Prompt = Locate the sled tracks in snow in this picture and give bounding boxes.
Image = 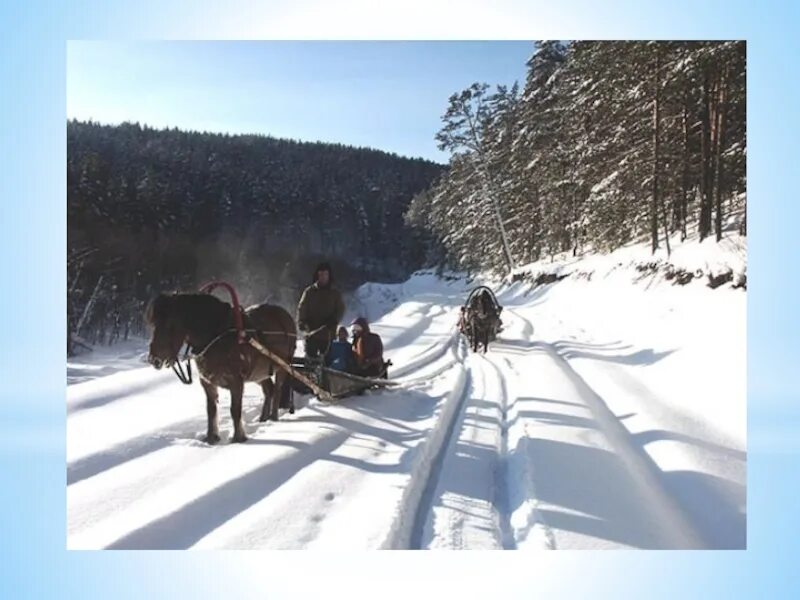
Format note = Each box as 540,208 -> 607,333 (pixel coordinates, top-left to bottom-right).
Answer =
404,348 -> 556,550
379,336 -> 471,549
397,305 -> 710,550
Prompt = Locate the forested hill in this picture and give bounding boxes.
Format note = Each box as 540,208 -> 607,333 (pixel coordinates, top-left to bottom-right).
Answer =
67,120 -> 444,349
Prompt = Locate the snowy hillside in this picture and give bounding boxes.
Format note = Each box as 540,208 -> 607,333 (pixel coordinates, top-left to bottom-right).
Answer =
66,235 -> 745,550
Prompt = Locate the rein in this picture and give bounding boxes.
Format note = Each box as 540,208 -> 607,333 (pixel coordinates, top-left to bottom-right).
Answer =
172,329 -> 299,386
192,329 -> 297,360
172,344 -> 193,384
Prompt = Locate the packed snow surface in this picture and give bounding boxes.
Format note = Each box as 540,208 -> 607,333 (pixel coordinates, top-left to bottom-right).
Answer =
67,237 -> 746,549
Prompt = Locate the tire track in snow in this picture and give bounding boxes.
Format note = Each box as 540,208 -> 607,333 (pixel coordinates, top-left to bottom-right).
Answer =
366,292 -> 461,386
487,346 -> 557,550
499,305 -> 706,548
435,303 -> 702,550
404,307 -> 548,550
477,310 -> 556,550
411,346 -> 517,549
380,338 -> 471,549
506,308 -> 534,340
538,341 -> 706,549
561,357 -> 745,548
392,331 -> 461,385
481,353 -> 516,549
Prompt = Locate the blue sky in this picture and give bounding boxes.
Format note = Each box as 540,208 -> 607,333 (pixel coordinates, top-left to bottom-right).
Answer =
67,41 -> 533,163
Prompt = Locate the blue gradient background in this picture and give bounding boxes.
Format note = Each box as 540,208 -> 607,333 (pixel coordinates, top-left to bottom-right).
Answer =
0,0 -> 797,598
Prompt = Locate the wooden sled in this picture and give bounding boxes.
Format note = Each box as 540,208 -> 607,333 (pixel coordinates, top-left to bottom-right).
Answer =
289,357 -> 398,400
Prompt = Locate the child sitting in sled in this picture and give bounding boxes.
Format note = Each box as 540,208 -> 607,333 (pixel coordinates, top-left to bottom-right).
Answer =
326,326 -> 356,373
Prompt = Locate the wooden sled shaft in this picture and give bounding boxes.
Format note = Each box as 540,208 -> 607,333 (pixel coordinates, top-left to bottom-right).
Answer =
247,337 -> 335,403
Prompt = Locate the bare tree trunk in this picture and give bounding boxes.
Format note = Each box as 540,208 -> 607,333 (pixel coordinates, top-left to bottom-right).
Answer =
714,67 -> 729,242
76,275 -> 104,338
661,192 -> 672,257
67,260 -> 83,356
531,185 -> 540,260
67,318 -> 74,356
69,260 -> 83,293
651,48 -> 661,254
479,166 -> 515,273
571,189 -> 580,257
699,69 -> 713,241
465,105 -> 515,274
560,186 -> 570,253
680,90 -> 690,241
487,184 -> 515,271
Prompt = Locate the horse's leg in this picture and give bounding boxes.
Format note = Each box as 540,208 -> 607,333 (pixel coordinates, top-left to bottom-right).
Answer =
279,369 -> 295,415
230,379 -> 248,443
200,379 -> 221,445
259,378 -> 274,422
270,369 -> 288,421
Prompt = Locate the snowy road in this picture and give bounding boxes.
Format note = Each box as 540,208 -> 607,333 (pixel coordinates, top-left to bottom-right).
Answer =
67,272 -> 746,550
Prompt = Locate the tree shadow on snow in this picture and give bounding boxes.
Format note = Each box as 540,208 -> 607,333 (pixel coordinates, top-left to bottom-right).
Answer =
552,340 -> 676,367
503,404 -> 746,549
428,392 -> 745,549
105,431 -> 350,549
68,405 -> 266,486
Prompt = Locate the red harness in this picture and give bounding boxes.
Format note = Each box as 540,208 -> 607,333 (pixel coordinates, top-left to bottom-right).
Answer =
199,280 -> 247,344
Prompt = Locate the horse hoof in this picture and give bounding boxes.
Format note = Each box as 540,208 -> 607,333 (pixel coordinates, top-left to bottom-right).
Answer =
232,432 -> 248,443
258,414 -> 268,423
205,432 -> 221,445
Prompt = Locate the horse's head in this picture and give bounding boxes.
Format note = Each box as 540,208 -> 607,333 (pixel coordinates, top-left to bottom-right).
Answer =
469,290 -> 497,321
145,293 -> 188,369
468,291 -> 487,318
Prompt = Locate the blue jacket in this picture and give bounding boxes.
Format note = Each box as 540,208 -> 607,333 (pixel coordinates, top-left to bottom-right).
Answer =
326,340 -> 355,373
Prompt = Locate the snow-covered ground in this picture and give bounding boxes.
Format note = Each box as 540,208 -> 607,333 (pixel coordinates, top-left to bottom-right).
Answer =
66,234 -> 746,550
67,338 -> 151,385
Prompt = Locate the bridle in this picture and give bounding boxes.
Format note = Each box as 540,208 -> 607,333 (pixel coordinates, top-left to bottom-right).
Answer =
161,281 -> 243,385
163,280 -> 298,385
172,344 -> 193,384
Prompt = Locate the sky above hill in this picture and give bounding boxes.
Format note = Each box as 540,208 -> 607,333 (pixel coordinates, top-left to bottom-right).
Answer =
67,41 -> 533,163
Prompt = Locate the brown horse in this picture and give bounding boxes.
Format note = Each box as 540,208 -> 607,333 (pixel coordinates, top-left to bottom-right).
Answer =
466,289 -> 499,353
146,292 -> 296,444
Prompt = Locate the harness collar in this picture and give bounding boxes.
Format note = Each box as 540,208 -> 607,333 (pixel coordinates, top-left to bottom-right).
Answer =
199,280 -> 246,343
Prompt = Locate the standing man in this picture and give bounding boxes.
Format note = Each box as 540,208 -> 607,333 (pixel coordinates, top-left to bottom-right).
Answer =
296,262 -> 345,362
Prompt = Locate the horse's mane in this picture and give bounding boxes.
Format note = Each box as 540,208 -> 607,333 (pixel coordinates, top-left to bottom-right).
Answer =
146,292 -> 233,333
